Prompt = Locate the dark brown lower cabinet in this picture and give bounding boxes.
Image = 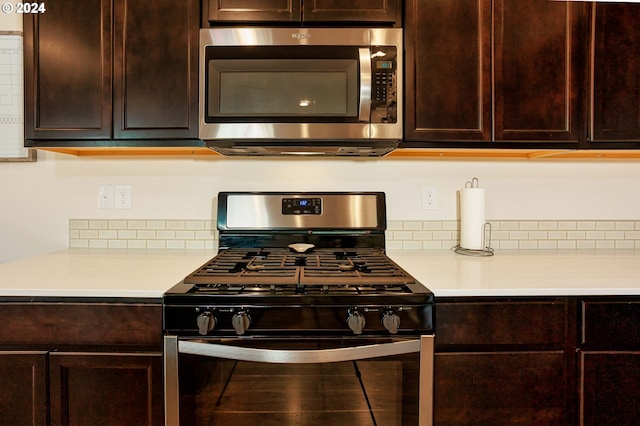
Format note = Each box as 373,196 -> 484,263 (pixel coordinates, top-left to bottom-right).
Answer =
434,298 -> 576,425
580,352 -> 640,426
0,352 -> 48,426
579,300 -> 640,426
49,353 -> 163,426
436,352 -> 568,425
0,300 -> 163,426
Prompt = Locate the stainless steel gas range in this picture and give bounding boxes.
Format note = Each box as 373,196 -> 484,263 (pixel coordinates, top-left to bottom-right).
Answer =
163,192 -> 435,426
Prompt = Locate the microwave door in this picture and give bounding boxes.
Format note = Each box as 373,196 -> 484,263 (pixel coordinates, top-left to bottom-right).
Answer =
358,48 -> 372,122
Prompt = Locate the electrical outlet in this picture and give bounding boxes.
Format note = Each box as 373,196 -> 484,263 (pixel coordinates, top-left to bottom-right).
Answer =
98,185 -> 114,209
115,185 -> 132,209
421,186 -> 438,210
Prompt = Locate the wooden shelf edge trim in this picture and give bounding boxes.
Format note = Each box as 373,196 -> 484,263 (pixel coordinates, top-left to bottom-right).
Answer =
38,147 -> 220,156
34,146 -> 640,160
386,149 -> 640,160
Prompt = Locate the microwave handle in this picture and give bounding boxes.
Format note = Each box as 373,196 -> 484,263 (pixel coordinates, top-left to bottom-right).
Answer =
358,48 -> 372,122
178,339 -> 420,363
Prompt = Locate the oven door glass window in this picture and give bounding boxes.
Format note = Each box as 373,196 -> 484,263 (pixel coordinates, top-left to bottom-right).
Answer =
176,338 -> 421,426
204,46 -> 362,123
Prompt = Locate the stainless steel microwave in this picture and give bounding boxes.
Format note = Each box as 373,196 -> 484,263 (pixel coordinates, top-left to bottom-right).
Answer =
199,28 -> 403,156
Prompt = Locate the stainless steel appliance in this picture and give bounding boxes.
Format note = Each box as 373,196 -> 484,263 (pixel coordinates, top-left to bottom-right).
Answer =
199,28 -> 403,156
164,192 -> 434,425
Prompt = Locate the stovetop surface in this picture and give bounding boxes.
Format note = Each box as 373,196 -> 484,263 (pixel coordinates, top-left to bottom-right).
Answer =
165,247 -> 433,303
184,247 -> 413,286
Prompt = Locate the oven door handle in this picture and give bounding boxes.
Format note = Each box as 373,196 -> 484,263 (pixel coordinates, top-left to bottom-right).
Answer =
358,47 -> 372,123
178,339 -> 420,363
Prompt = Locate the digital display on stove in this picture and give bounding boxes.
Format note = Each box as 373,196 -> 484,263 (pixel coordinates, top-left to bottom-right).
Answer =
282,198 -> 322,215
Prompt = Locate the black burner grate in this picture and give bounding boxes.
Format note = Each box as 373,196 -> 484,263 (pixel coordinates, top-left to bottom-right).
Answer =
184,247 -> 414,289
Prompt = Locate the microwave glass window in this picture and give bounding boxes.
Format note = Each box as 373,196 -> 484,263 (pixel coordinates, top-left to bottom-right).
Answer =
207,59 -> 358,119
220,72 -> 349,115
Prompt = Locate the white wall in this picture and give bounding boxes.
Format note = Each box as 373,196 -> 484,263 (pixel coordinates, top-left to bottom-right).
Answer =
2,13 -> 640,263
1,150 -> 640,262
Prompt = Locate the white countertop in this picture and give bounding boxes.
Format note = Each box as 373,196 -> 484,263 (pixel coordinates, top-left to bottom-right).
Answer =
0,248 -> 639,298
388,249 -> 640,297
0,249 -> 216,298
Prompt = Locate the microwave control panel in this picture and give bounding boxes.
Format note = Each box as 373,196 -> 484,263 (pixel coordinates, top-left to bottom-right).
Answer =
371,46 -> 398,124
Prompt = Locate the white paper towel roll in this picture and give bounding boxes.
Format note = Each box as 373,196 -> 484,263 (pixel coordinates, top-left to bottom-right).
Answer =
460,187 -> 486,250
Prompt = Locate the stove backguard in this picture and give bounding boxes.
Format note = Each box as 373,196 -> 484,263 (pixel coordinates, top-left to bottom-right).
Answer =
216,192 -> 387,250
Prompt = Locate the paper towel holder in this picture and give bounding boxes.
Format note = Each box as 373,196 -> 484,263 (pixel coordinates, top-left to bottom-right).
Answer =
454,222 -> 495,257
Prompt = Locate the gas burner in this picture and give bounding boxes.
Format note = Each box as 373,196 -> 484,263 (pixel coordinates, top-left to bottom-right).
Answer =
183,247 -> 414,288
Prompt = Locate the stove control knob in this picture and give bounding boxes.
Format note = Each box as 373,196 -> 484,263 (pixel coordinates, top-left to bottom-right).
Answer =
347,310 -> 366,335
232,311 -> 251,335
196,311 -> 216,335
382,311 -> 401,334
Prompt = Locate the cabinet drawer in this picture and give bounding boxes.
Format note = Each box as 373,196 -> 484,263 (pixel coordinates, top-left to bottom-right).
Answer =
436,300 -> 567,347
582,301 -> 640,347
0,302 -> 162,348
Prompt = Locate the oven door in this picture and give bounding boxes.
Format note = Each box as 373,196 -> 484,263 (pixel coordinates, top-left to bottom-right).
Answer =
164,336 -> 433,426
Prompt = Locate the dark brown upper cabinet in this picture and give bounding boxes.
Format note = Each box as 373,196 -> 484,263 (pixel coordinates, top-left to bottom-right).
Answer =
591,3 -> 640,144
404,0 -> 492,142
204,0 -> 400,26
404,0 -> 587,145
24,0 -> 199,142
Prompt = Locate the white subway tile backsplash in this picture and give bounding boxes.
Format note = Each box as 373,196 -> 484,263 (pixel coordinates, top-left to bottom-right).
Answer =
166,220 -> 186,230
586,231 -> 605,240
605,231 -> 624,240
616,240 -> 635,249
577,221 -> 597,230
69,220 -> 89,230
538,240 -> 558,249
108,220 -> 127,229
422,222 -> 442,231
156,230 -> 176,240
386,221 -> 403,231
557,240 -> 576,249
596,221 -> 615,230
528,231 -> 548,240
615,221 -> 634,230
69,219 -> 640,251
393,231 -> 413,240
519,221 -> 538,230
557,221 -> 577,230
442,221 -> 458,231
146,220 -> 166,230
127,220 -> 146,230
186,220 -> 206,230
403,221 -> 423,231
519,240 -> 538,249
538,221 -> 558,230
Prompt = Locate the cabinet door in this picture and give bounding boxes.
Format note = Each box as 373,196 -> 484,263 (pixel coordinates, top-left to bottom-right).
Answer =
494,0 -> 585,143
435,352 -> 569,424
303,0 -> 399,24
0,352 -> 47,426
49,352 -> 163,426
205,0 -> 301,23
24,0 -> 112,139
591,3 -> 640,142
113,0 -> 199,139
404,0 -> 492,141
580,352 -> 640,426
